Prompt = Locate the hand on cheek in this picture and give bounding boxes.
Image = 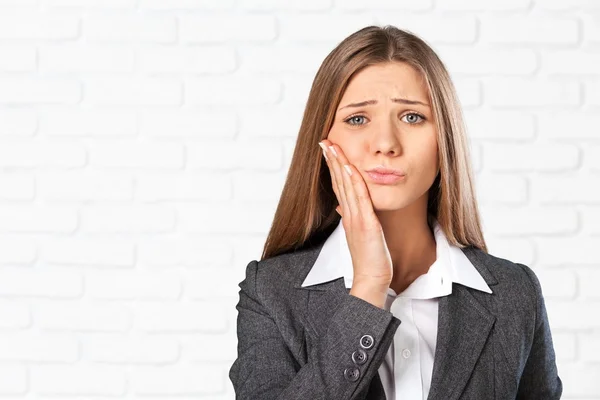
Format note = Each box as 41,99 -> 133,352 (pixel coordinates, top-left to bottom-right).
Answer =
317,139 -> 394,288
318,139 -> 368,221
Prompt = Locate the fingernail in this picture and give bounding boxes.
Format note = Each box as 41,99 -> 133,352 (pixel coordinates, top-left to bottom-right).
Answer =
343,164 -> 352,176
318,142 -> 328,161
328,146 -> 337,157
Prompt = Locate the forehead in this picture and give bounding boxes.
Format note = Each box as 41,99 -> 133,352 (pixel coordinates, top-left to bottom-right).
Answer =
340,61 -> 429,103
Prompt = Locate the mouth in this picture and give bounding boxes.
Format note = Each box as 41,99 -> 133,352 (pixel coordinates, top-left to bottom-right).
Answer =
364,165 -> 406,185
365,171 -> 406,185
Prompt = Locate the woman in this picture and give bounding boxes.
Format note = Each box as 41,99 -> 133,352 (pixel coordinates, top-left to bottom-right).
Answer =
229,25 -> 562,399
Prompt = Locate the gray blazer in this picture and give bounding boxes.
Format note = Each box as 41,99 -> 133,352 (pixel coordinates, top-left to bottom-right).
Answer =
229,239 -> 563,399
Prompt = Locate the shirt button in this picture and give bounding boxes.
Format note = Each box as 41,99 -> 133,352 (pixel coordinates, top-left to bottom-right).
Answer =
359,334 -> 374,349
344,367 -> 360,382
351,349 -> 368,365
402,348 -> 411,359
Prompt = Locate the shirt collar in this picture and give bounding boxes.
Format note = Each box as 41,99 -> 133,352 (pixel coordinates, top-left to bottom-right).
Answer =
301,217 -> 492,298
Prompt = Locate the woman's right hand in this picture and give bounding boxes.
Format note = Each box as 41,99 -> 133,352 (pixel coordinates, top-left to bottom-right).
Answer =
319,139 -> 393,307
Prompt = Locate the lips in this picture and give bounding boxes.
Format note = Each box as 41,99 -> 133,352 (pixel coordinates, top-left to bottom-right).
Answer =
365,166 -> 406,176
365,170 -> 406,184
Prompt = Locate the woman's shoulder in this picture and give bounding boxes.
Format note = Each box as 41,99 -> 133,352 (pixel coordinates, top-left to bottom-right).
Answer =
477,247 -> 541,287
465,246 -> 546,310
244,242 -> 324,298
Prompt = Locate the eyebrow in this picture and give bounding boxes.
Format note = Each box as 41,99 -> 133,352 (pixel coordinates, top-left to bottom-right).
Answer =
337,98 -> 430,111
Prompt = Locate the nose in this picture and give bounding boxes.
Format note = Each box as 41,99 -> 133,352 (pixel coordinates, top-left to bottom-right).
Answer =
370,118 -> 402,156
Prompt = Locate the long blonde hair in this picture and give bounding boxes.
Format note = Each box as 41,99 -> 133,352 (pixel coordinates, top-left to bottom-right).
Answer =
261,25 -> 487,261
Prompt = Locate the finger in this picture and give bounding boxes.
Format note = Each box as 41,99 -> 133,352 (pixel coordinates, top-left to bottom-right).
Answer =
334,151 -> 378,224
319,142 -> 344,216
326,142 -> 360,218
325,140 -> 352,219
322,140 -> 351,220
329,144 -> 351,220
351,166 -> 379,226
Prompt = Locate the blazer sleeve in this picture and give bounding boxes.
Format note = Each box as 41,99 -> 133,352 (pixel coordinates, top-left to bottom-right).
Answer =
229,259 -> 401,400
515,263 -> 563,400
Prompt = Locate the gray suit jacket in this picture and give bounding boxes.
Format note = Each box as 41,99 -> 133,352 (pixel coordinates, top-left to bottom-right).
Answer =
229,239 -> 563,399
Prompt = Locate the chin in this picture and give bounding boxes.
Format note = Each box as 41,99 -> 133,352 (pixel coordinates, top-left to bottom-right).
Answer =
370,196 -> 407,211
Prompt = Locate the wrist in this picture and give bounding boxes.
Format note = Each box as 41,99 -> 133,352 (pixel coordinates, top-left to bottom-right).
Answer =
349,281 -> 389,309
352,276 -> 391,292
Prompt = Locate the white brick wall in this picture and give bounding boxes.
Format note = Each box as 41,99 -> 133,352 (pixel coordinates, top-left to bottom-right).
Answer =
0,0 -> 597,398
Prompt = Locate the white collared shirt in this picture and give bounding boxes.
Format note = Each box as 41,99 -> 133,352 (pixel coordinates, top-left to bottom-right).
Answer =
301,217 -> 492,400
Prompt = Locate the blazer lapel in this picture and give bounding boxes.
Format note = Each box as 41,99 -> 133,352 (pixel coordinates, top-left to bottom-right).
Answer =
426,283 -> 496,400
426,246 -> 499,400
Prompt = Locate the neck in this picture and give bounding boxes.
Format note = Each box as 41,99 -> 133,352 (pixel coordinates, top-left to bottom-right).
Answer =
375,200 -> 437,293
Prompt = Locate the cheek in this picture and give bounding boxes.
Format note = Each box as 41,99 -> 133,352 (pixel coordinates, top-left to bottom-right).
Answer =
425,142 -> 439,170
408,136 -> 438,176
326,123 -> 344,141
327,129 -> 361,160
341,144 -> 364,167
420,131 -> 438,161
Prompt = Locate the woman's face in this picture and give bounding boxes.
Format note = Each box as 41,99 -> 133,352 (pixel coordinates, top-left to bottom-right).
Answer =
327,61 -> 439,212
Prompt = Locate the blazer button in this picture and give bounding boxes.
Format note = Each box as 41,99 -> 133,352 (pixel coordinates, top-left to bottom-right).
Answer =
352,349 -> 367,365
359,334 -> 374,349
344,367 -> 360,382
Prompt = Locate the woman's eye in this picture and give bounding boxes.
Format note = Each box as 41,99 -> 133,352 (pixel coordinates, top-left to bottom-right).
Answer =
344,115 -> 367,125
402,112 -> 425,124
